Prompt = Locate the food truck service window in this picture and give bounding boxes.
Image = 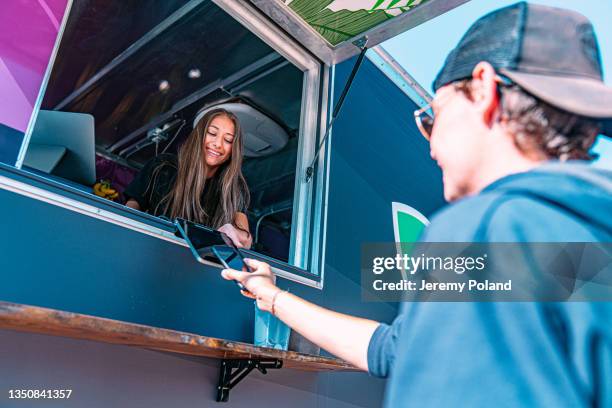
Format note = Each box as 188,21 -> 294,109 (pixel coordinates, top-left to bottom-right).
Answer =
11,0 -> 331,288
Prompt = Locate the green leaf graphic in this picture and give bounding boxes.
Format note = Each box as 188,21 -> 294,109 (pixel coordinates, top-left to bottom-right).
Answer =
287,0 -> 428,45
371,0 -> 386,11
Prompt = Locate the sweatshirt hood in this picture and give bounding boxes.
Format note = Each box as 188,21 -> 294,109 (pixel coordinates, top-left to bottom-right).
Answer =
483,161 -> 612,236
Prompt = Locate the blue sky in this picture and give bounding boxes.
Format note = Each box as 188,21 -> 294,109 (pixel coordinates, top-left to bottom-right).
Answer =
382,0 -> 612,168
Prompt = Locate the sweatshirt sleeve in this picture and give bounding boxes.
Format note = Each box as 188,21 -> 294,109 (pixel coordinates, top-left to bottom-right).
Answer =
367,313 -> 405,378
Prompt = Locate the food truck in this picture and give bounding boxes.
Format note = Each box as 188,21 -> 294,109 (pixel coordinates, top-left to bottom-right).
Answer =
0,0 -> 464,406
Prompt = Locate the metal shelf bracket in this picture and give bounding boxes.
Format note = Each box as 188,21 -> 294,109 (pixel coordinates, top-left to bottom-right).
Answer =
216,358 -> 283,402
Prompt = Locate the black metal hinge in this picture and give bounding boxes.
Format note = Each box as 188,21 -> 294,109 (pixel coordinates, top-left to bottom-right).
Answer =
216,358 -> 283,402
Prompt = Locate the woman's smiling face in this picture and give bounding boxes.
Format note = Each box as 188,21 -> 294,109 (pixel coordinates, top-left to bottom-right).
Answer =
203,114 -> 235,171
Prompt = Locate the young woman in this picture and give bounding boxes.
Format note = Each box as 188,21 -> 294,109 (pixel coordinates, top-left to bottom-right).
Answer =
124,108 -> 251,248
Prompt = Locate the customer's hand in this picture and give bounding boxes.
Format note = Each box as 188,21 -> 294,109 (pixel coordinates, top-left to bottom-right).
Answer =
221,258 -> 280,312
218,223 -> 251,248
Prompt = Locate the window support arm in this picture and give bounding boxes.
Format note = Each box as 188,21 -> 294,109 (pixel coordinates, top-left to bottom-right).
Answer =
305,37 -> 369,182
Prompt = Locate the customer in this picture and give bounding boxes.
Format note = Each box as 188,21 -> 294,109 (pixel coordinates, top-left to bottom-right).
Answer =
223,3 -> 612,406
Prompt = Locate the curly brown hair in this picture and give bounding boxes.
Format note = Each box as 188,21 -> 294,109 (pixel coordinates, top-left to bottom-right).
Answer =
454,79 -> 601,161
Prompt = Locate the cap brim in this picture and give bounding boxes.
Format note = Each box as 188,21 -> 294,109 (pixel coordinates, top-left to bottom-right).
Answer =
499,69 -> 612,136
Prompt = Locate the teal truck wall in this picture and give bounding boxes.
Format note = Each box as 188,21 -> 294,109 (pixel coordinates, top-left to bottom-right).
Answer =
0,56 -> 445,407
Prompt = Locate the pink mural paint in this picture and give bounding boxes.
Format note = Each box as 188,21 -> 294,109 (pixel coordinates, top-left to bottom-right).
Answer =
0,0 -> 69,132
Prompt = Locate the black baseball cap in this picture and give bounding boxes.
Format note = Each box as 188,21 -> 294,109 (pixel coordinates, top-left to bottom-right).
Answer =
433,2 -> 612,136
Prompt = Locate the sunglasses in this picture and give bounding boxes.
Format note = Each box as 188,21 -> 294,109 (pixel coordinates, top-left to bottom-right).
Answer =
414,103 -> 434,141
415,76 -> 512,141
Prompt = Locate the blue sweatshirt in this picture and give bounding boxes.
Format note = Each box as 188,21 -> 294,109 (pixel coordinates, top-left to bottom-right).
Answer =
367,162 -> 612,407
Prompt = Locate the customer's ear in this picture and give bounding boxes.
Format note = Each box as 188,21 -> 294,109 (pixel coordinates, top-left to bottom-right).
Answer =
471,62 -> 499,127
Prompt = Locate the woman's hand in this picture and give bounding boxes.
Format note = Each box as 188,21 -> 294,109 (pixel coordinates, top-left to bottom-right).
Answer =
218,223 -> 251,248
221,258 -> 280,312
125,199 -> 141,211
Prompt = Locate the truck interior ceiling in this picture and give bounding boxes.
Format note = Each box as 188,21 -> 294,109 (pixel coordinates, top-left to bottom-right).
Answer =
37,0 -> 306,263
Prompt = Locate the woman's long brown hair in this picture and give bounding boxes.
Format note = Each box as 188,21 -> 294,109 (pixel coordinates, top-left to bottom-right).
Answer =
158,108 -> 249,228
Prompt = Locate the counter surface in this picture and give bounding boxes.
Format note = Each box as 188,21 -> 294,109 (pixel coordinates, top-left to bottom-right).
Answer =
0,300 -> 356,371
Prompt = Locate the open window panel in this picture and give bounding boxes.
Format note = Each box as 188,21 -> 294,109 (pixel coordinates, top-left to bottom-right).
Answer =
250,0 -> 471,64
29,0 -> 327,286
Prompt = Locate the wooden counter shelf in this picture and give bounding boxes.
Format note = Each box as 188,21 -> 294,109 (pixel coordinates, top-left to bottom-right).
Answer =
0,301 -> 357,402
0,300 -> 355,371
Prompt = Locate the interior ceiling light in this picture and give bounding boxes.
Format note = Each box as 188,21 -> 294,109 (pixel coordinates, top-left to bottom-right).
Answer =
188,68 -> 201,79
158,80 -> 170,92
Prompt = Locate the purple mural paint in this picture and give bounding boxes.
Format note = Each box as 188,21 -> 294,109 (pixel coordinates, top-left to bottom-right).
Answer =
0,0 -> 70,164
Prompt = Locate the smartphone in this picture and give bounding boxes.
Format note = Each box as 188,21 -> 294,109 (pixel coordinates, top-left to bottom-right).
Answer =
211,245 -> 250,271
174,218 -> 224,261
174,218 -> 252,292
214,231 -> 254,294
